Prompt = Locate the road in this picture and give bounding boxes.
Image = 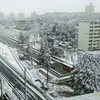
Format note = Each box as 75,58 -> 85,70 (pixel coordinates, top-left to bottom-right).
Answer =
0,61 -> 43,100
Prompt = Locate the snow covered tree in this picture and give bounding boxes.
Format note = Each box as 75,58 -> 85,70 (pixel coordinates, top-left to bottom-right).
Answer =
39,36 -> 51,64
24,21 -> 31,31
50,46 -> 64,57
47,36 -> 54,48
24,36 -> 29,44
18,33 -> 25,44
69,53 -> 100,95
25,44 -> 33,61
39,36 -> 51,83
52,24 -> 56,33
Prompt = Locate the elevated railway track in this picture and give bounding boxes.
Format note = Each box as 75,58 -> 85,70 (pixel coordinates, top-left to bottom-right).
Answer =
0,33 -> 74,83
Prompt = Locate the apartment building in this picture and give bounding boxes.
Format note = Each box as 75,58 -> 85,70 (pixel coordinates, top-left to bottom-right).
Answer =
78,21 -> 100,51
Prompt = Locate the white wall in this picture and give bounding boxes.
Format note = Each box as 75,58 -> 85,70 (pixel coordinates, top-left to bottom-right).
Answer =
78,22 -> 89,51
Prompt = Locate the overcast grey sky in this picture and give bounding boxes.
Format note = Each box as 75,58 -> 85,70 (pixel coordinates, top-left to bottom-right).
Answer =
0,0 -> 99,16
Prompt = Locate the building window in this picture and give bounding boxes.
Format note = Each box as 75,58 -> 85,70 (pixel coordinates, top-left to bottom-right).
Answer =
97,29 -> 100,31
90,22 -> 93,24
95,22 -> 98,24
89,37 -> 92,39
90,26 -> 93,28
89,40 -> 92,42
89,33 -> 93,35
89,44 -> 92,46
90,30 -> 93,32
95,26 -> 100,28
93,43 -> 97,45
94,33 -> 97,35
98,33 -> 100,36
94,40 -> 98,42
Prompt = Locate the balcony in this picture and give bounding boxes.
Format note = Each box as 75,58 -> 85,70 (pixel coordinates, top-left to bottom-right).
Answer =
95,28 -> 100,30
93,45 -> 98,47
93,41 -> 98,44
93,35 -> 99,38
93,38 -> 100,40
94,24 -> 100,26
94,29 -> 100,32
94,35 -> 99,38
89,38 -> 93,40
88,45 -> 92,48
94,33 -> 100,37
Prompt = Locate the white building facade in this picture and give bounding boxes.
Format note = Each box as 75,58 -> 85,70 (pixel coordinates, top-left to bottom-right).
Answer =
78,21 -> 100,51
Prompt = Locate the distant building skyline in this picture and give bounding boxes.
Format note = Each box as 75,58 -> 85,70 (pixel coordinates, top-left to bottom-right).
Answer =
31,11 -> 37,17
85,2 -> 94,14
18,12 -> 25,20
0,12 -> 4,17
0,0 -> 100,16
0,2 -> 99,18
9,12 -> 15,18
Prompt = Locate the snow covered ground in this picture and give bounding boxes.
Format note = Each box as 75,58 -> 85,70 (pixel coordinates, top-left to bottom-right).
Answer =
0,42 -> 74,99
0,26 -> 100,99
0,42 -> 99,100
0,42 -> 47,99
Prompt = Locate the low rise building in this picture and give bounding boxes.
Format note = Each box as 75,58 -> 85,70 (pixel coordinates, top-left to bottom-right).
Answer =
15,19 -> 42,28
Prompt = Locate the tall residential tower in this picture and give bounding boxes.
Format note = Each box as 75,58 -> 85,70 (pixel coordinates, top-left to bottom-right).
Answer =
85,2 -> 94,14
78,21 -> 100,51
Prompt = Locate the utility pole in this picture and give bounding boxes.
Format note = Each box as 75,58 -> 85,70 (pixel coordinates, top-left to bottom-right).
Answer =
47,65 -> 49,84
52,69 -> 54,87
2,44 -> 3,55
1,79 -> 3,100
24,67 -> 27,100
0,76 -> 3,100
